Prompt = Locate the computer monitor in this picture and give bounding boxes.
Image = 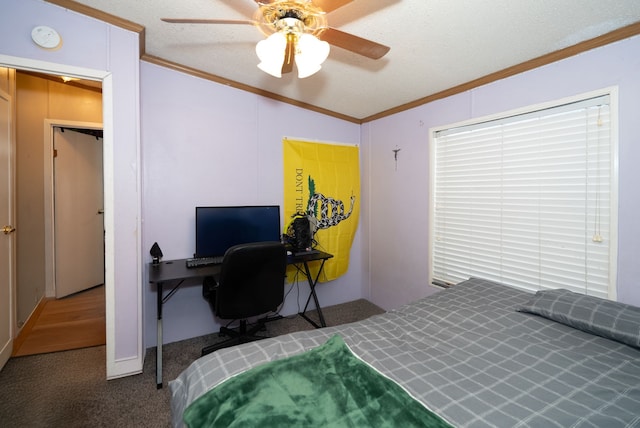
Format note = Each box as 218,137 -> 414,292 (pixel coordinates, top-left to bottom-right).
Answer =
195,205 -> 281,258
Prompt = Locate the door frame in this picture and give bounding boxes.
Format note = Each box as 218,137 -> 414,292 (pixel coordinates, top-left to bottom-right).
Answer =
0,81 -> 15,371
44,120 -> 104,297
0,53 -> 125,378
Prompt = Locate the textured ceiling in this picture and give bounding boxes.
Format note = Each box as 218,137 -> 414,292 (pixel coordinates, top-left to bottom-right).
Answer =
49,0 -> 640,121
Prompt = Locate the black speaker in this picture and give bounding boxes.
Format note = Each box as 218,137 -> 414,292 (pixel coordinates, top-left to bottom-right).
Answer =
150,242 -> 163,264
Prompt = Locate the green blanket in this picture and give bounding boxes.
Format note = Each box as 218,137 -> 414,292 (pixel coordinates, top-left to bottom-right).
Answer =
183,335 -> 453,427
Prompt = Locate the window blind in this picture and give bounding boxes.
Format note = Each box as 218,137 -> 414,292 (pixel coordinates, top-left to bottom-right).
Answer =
432,95 -> 614,298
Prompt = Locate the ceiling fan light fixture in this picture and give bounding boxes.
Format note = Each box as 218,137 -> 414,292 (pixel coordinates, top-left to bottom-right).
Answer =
256,30 -> 330,79
256,32 -> 287,77
165,1 -> 390,80
295,33 -> 330,78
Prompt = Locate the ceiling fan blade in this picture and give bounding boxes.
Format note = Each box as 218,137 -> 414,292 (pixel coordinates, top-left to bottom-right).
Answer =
318,27 -> 390,60
161,18 -> 256,25
313,0 -> 354,14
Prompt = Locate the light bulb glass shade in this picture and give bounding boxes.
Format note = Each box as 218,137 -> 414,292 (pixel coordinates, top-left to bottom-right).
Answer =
257,61 -> 283,78
295,34 -> 330,78
256,32 -> 287,78
295,61 -> 322,79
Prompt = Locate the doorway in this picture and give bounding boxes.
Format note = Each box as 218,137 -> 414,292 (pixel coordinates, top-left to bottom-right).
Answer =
13,74 -> 105,357
0,52 -> 131,380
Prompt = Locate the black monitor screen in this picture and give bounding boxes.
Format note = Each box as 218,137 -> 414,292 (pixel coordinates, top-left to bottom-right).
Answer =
195,205 -> 281,258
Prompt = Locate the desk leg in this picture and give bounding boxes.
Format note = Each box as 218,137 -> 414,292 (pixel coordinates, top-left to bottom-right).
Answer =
299,260 -> 327,328
156,282 -> 163,389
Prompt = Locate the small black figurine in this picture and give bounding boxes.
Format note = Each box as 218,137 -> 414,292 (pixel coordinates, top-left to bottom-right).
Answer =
150,242 -> 163,265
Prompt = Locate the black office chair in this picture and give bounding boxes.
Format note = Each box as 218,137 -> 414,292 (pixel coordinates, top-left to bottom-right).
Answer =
201,241 -> 286,356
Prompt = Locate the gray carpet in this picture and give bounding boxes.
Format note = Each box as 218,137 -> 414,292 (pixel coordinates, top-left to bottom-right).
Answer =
0,299 -> 384,427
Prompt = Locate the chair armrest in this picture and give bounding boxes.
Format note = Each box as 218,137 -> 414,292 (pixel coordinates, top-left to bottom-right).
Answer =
202,275 -> 219,303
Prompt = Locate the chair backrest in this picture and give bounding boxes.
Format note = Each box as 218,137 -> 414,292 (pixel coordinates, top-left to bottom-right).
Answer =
215,241 -> 286,320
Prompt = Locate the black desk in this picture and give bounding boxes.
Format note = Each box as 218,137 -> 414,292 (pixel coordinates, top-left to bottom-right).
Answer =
287,251 -> 334,329
148,250 -> 333,388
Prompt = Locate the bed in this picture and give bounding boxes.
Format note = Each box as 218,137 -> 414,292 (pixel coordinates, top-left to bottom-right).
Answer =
169,277 -> 640,427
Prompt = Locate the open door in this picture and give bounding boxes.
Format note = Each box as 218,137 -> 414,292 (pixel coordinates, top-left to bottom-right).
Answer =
0,87 -> 15,371
53,128 -> 104,298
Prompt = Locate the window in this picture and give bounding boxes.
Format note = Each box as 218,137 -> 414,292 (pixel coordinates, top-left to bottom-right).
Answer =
431,91 -> 617,299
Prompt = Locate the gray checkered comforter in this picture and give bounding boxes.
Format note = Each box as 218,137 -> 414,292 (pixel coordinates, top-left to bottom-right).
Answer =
169,278 -> 640,427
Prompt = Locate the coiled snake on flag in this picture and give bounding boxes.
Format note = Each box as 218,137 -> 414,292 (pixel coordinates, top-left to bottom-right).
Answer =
307,193 -> 356,230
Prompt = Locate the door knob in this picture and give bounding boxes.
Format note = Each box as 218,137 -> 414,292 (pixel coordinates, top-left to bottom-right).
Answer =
2,225 -> 16,235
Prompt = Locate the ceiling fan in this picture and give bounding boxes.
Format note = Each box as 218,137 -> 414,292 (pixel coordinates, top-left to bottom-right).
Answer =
162,0 -> 390,78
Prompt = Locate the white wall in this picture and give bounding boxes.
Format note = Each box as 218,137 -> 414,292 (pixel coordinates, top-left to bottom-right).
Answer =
140,62 -> 363,346
364,35 -> 640,310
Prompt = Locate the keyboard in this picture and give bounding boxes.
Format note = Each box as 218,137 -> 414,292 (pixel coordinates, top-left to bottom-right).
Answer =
185,256 -> 223,268
292,249 -> 320,257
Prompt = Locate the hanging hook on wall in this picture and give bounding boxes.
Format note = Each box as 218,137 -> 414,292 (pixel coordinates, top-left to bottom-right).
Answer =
392,146 -> 401,171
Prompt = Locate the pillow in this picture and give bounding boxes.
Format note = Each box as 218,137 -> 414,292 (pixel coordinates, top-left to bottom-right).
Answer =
516,289 -> 640,348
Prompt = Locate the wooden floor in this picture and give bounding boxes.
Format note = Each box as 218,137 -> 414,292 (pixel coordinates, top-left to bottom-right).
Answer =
12,285 -> 105,357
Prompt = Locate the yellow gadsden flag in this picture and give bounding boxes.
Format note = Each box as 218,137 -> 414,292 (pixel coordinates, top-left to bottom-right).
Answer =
283,139 -> 360,282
